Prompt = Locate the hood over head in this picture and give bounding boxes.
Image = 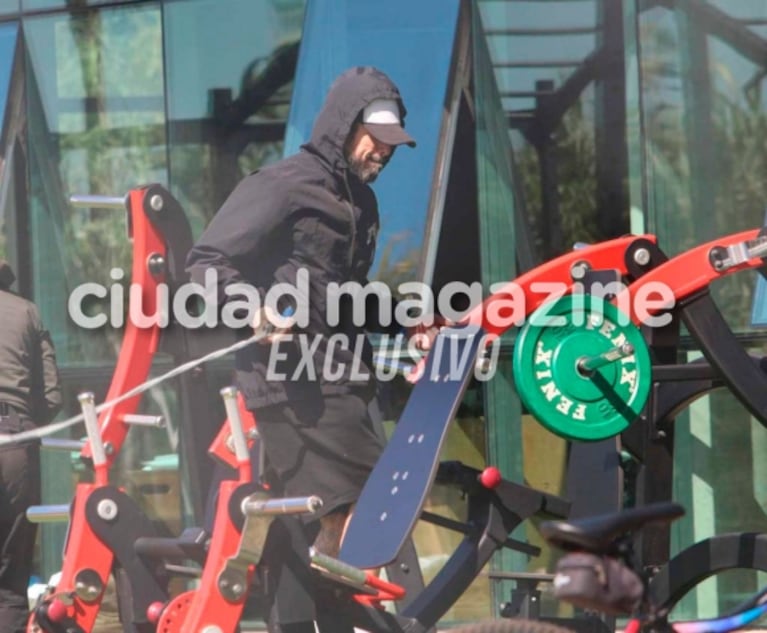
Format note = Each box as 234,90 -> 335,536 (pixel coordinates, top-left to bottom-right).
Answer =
0,259 -> 15,290
304,66 -> 415,170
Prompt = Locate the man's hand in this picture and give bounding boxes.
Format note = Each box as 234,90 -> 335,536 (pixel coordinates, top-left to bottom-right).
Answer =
252,305 -> 294,343
407,314 -> 454,352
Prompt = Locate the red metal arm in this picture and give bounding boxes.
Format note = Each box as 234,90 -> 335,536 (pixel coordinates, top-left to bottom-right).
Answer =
80,187 -> 166,466
616,229 -> 762,324
408,234 -> 657,380
463,234 -> 656,337
159,405 -> 258,632
158,480 -> 253,633
29,486 -> 115,632
30,187 -> 169,633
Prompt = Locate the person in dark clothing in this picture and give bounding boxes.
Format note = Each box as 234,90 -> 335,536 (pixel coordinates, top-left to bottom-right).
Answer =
0,259 -> 62,633
187,66 -> 422,557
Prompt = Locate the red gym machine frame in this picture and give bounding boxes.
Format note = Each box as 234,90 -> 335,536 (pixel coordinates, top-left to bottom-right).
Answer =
40,212 -> 767,632
29,205 -> 658,633
193,234 -> 661,632
28,186 -> 168,633
615,229 -> 766,324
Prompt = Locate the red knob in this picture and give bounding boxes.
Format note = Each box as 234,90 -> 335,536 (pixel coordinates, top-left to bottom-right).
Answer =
479,466 -> 502,489
146,601 -> 165,623
46,598 -> 68,623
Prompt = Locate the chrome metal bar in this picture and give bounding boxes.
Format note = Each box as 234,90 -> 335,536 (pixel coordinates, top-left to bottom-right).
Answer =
27,504 -> 70,523
241,495 -> 323,517
121,414 -> 165,428
78,392 -> 106,467
309,548 -> 366,585
220,387 -> 249,463
309,565 -> 376,595
578,343 -> 635,373
253,427 -> 265,481
41,438 -> 85,452
711,241 -> 755,271
69,194 -> 127,209
749,236 -> 767,259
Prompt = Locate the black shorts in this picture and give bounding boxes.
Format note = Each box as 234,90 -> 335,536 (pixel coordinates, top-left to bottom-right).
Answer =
253,393 -> 384,517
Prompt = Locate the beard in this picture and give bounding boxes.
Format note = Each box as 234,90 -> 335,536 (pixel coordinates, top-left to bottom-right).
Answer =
347,152 -> 388,184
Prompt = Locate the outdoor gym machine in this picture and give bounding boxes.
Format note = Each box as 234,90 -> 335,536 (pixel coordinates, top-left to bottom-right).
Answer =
28,184 -> 767,632
24,184 -> 574,633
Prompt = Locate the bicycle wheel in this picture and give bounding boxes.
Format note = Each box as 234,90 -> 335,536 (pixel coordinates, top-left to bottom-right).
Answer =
445,619 -> 576,633
649,532 -> 767,611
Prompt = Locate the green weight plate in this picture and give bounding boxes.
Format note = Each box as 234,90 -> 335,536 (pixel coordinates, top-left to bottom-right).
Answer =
513,294 -> 652,441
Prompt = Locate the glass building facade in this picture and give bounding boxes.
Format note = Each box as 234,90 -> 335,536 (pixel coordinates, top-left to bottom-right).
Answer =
1,0 -> 766,626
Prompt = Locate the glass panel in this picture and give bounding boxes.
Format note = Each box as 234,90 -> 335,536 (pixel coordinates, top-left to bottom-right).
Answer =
624,0 -> 646,234
636,2 -> 767,329
0,0 -> 18,16
472,0 -> 524,502
632,1 -> 767,618
0,23 -> 14,128
22,0 -> 141,10
21,0 -> 311,603
285,0 -> 460,279
0,20 -> 17,261
473,0 -> 571,611
164,0 -> 306,238
24,2 -> 172,582
25,3 -> 165,364
475,0 -> 629,610
670,351 -> 767,619
478,0 -> 629,263
479,0 -> 599,112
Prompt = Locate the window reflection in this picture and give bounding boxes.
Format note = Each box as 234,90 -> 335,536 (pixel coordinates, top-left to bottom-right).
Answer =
285,0 -> 460,282
0,0 -> 18,16
478,0 -> 627,262
25,5 -> 165,366
24,4 -> 169,583
635,2 -> 767,620
0,21 -> 17,262
637,2 -> 767,330
22,0 -> 139,10
164,0 -> 305,236
21,0 -> 309,596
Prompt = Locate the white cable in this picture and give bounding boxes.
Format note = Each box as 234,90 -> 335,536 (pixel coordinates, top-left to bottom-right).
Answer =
0,333 -> 266,448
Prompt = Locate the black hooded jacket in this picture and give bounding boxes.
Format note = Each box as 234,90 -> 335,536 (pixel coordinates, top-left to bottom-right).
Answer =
186,67 -> 409,410
0,261 -> 62,424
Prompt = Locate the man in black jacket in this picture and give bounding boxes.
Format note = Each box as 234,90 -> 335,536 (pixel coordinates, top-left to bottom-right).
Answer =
187,66 -> 418,557
0,260 -> 62,632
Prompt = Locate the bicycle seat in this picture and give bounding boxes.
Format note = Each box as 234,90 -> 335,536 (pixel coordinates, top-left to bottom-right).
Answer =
540,502 -> 685,553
